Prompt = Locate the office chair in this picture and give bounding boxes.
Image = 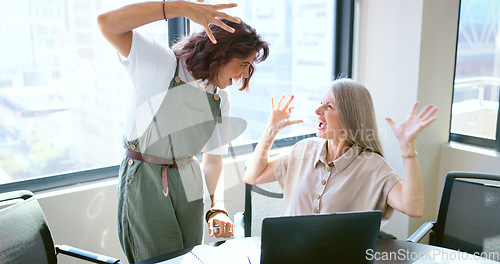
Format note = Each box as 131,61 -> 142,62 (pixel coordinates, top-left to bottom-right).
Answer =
238,182 -> 396,239
242,182 -> 284,237
0,190 -> 122,264
407,171 -> 500,260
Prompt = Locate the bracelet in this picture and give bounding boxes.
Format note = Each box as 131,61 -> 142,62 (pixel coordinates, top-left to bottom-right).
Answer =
205,208 -> 229,223
402,150 -> 418,159
162,0 -> 167,22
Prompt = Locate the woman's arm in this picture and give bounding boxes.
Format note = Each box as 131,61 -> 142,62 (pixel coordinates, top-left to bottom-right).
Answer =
202,153 -> 234,238
386,102 -> 438,218
203,153 -> 223,208
243,95 -> 303,185
97,1 -> 240,57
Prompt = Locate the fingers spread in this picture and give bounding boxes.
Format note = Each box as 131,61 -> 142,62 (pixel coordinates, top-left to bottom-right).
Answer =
289,120 -> 304,125
410,102 -> 419,116
385,117 -> 396,128
276,94 -> 286,109
422,116 -> 438,127
214,11 -> 241,24
419,105 -> 438,120
211,18 -> 235,33
283,94 -> 295,110
204,25 -> 217,44
213,3 -> 238,10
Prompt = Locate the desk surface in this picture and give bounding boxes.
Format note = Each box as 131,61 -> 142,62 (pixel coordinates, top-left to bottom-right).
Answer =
137,237 -> 499,264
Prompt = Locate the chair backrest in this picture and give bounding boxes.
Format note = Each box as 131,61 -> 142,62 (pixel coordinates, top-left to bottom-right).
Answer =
243,182 -> 283,237
432,171 -> 500,258
0,190 -> 56,264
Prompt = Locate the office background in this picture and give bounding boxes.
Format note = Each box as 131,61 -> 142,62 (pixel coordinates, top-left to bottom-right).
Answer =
2,0 -> 500,263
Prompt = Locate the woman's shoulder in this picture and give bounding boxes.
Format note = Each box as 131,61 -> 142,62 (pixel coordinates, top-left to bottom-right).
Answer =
132,31 -> 174,57
356,148 -> 395,174
292,137 -> 325,153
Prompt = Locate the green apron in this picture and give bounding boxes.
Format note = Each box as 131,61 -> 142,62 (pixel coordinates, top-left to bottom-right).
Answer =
117,58 -> 222,263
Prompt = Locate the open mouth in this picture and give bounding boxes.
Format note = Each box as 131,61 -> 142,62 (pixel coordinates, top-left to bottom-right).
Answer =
318,120 -> 327,130
230,77 -> 240,86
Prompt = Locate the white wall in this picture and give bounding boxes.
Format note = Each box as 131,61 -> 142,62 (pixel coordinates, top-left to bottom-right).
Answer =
354,0 -> 460,239
37,180 -> 127,263
438,143 -> 500,205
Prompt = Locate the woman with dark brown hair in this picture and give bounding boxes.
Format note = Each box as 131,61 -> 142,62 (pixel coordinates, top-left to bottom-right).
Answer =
98,1 -> 269,263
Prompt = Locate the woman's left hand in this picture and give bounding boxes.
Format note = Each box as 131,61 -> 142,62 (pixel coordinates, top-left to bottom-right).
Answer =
208,213 -> 234,238
385,102 -> 438,146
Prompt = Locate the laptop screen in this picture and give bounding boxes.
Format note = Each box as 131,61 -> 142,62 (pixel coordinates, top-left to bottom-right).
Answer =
260,211 -> 382,264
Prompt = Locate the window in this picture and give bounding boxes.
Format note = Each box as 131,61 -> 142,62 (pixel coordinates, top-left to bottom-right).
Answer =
450,0 -> 500,151
190,0 -> 352,147
209,0 -> 334,144
0,0 -> 168,190
0,0 -> 353,192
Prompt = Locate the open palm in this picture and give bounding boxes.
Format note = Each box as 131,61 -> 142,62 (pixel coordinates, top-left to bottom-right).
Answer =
268,95 -> 303,132
385,102 -> 438,144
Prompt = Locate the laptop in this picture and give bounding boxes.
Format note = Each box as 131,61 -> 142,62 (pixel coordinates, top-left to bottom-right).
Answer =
260,211 -> 382,264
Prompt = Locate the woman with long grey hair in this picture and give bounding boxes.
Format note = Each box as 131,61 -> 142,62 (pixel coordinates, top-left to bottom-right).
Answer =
244,78 -> 437,220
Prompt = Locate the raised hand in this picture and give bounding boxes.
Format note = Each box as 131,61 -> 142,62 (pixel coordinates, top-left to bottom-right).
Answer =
183,2 -> 241,44
267,94 -> 303,133
385,102 -> 438,145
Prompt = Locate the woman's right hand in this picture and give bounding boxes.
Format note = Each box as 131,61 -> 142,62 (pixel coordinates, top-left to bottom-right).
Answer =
98,1 -> 241,57
267,95 -> 303,135
183,2 -> 241,44
243,94 -> 302,185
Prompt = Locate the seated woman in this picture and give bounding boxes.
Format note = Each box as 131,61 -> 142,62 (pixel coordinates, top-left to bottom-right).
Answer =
244,78 -> 438,219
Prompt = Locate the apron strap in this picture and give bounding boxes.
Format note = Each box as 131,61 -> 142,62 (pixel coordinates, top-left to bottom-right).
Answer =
171,56 -> 182,86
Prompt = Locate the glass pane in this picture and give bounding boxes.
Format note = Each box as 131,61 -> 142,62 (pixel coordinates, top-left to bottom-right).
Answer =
451,0 -> 500,140
0,0 -> 168,184
190,0 -> 334,145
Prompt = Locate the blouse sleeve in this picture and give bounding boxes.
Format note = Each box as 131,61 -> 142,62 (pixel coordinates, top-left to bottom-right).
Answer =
274,150 -> 291,189
119,31 -> 176,95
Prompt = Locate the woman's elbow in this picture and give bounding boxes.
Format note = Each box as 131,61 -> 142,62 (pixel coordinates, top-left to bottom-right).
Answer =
97,12 -> 114,34
408,211 -> 423,218
243,173 -> 257,185
97,13 -> 107,28
405,206 -> 424,218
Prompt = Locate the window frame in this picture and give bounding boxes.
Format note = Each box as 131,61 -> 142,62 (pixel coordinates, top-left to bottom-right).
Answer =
449,0 -> 500,152
0,2 -> 355,194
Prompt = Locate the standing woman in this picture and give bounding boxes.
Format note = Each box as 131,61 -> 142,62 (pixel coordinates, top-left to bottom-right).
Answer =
98,1 -> 269,263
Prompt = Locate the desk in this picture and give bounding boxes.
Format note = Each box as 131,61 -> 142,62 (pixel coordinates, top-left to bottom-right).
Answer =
137,237 -> 499,264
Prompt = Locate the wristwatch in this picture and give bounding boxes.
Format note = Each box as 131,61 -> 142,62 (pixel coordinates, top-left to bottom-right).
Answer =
205,208 -> 229,223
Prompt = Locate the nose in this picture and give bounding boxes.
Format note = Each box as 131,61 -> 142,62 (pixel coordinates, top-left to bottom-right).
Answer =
315,105 -> 322,115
